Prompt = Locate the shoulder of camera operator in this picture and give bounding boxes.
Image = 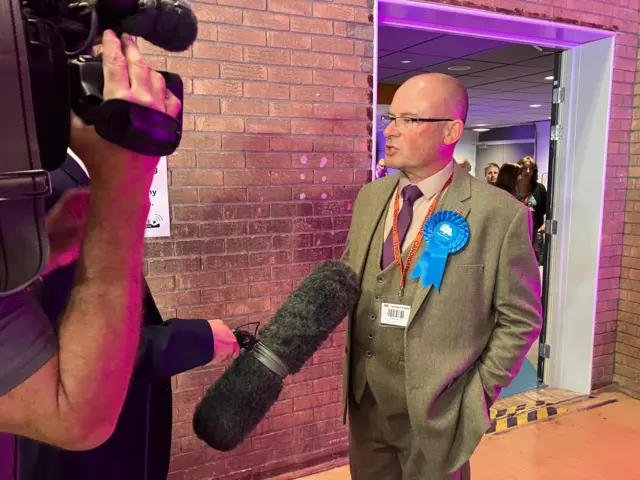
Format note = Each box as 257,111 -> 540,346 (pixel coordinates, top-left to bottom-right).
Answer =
0,291 -> 117,450
0,294 -> 66,433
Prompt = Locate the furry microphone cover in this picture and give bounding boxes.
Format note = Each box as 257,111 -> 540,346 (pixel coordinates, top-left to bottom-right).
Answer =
193,260 -> 360,451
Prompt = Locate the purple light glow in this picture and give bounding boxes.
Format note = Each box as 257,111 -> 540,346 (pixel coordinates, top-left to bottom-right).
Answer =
379,0 -> 612,49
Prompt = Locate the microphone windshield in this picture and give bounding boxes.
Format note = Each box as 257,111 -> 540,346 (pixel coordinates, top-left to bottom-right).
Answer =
193,261 -> 360,451
259,260 -> 360,374
119,0 -> 198,52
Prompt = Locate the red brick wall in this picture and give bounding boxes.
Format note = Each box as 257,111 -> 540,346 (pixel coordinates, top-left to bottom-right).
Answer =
140,0 -> 373,478
619,7 -> 640,397
140,0 -> 639,478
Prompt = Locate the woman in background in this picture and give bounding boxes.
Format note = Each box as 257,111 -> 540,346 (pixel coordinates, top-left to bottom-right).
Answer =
516,156 -> 547,232
495,162 -> 521,196
516,156 -> 547,263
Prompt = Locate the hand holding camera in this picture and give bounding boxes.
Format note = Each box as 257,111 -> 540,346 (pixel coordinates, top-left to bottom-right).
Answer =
70,30 -> 181,189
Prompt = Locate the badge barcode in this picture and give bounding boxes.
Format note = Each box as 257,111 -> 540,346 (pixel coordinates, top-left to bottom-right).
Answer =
388,308 -> 405,319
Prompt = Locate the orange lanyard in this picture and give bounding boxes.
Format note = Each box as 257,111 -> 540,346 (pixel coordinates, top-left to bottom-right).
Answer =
392,174 -> 453,292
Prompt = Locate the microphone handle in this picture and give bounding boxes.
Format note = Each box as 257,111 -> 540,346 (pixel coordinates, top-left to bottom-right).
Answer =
232,329 -> 289,379
233,328 -> 259,350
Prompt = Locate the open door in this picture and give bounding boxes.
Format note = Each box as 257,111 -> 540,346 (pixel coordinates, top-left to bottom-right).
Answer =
538,51 -> 565,383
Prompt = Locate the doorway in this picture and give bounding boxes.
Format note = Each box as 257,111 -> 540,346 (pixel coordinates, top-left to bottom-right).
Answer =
373,0 -> 615,396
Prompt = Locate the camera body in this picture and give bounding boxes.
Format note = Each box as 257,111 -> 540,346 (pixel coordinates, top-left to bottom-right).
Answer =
0,0 -> 186,294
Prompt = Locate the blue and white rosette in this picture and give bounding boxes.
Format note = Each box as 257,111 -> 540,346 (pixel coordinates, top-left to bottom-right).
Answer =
409,210 -> 469,290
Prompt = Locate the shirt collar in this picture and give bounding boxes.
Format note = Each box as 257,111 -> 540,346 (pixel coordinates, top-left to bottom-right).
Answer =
398,160 -> 454,200
66,148 -> 89,178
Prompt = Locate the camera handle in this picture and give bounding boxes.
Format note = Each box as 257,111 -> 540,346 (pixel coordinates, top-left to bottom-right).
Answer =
69,56 -> 183,157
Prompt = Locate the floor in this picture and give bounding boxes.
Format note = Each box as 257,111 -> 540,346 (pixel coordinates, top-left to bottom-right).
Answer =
298,391 -> 640,480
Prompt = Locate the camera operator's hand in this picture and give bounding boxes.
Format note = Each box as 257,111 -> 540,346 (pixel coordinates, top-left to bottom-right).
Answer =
41,188 -> 90,277
69,30 -> 181,187
208,320 -> 241,364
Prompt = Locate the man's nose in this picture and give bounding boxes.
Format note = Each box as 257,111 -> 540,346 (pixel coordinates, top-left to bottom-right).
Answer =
383,121 -> 397,137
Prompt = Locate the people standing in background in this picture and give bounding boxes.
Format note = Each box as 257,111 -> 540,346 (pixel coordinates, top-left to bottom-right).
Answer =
515,156 -> 547,263
494,163 -> 521,196
515,156 -> 547,232
376,158 -> 389,179
456,157 -> 472,174
484,163 -> 499,185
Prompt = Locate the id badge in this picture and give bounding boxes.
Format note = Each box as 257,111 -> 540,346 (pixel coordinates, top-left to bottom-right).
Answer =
380,302 -> 411,328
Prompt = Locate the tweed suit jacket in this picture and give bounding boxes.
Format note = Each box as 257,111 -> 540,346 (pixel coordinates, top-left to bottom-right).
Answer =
341,163 -> 543,475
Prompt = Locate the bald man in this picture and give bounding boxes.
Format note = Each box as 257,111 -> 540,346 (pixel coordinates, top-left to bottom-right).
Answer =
341,73 -> 542,479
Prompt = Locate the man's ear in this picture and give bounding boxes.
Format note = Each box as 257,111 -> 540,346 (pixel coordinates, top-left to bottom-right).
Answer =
444,120 -> 464,146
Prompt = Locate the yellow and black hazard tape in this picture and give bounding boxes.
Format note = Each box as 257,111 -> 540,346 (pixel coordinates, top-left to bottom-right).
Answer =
490,400 -> 546,420
486,401 -> 567,434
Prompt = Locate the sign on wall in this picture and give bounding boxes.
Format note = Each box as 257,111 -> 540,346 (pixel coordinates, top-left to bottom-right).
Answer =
145,156 -> 170,238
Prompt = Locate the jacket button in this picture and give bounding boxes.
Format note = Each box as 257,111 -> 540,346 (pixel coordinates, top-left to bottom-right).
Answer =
370,314 -> 376,320
374,296 -> 380,301
368,332 -> 374,339
366,351 -> 373,357
377,276 -> 384,283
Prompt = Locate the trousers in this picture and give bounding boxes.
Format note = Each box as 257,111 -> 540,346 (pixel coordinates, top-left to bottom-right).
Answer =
348,387 -> 471,480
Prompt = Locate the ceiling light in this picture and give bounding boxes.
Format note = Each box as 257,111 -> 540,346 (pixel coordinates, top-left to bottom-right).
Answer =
473,128 -> 490,132
529,104 -> 541,108
448,65 -> 471,71
545,76 -> 554,80
401,60 -> 412,64
475,124 -> 488,127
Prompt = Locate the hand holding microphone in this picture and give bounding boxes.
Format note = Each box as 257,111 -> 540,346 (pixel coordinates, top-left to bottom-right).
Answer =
208,320 -> 241,364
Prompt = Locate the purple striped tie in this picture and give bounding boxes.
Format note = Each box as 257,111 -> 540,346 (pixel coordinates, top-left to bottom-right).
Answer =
381,185 -> 424,269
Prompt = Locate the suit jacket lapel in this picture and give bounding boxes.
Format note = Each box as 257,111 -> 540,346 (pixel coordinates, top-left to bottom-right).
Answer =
350,173 -> 401,280
408,163 -> 472,329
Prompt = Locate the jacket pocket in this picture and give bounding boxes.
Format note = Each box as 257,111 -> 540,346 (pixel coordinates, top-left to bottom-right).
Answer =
444,367 -> 492,473
427,365 -> 475,420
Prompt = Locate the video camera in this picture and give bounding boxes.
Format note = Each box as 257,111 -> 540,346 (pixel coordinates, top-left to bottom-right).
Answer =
0,0 -> 195,295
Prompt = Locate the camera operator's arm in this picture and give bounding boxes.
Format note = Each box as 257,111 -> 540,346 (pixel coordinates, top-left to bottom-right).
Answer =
0,32 -> 181,450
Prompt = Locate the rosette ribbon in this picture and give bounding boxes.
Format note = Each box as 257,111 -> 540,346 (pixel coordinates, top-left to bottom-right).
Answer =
409,210 -> 469,290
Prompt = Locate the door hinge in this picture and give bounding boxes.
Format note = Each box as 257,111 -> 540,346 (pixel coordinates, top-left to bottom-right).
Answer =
551,124 -> 563,141
552,87 -> 565,104
545,219 -> 558,235
539,343 -> 551,359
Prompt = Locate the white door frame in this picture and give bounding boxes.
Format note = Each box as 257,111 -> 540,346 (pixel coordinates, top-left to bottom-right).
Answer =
375,0 -> 616,395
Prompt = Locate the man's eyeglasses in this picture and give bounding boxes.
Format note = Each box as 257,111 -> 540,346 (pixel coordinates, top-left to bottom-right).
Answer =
381,115 -> 453,129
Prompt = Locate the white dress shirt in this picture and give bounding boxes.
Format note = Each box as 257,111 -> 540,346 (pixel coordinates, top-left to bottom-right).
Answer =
66,148 -> 89,178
